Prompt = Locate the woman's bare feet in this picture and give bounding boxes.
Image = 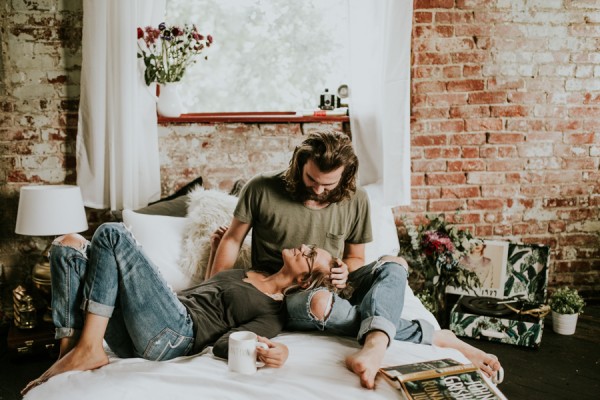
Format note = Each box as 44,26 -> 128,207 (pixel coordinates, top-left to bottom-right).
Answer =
21,343 -> 109,396
345,330 -> 389,389
433,329 -> 503,381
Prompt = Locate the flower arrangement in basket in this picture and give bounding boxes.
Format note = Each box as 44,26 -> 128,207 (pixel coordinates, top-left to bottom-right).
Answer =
399,214 -> 481,323
137,22 -> 213,86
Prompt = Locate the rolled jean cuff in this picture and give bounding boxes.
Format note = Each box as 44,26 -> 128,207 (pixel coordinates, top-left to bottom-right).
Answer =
81,298 -> 114,318
55,327 -> 81,340
416,318 -> 435,345
357,316 -> 396,346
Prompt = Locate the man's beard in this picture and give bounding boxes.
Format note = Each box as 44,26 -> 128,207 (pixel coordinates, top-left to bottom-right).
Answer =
299,185 -> 341,203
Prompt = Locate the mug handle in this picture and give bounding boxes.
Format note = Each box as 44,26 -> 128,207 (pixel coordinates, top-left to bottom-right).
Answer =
255,342 -> 269,368
493,367 -> 505,385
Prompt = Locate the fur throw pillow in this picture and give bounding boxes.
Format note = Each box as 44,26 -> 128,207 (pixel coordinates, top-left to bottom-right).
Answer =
178,187 -> 252,283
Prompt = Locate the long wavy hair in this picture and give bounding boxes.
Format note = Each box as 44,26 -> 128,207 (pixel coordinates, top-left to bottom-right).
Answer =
283,131 -> 358,203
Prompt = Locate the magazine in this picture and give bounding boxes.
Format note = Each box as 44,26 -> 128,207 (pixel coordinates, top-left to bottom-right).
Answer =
380,359 -> 506,400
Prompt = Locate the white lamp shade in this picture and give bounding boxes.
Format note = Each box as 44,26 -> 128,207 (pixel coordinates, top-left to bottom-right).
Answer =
15,185 -> 89,236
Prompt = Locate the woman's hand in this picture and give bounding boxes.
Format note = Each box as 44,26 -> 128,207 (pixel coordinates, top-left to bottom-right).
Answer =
330,258 -> 349,289
256,336 -> 288,368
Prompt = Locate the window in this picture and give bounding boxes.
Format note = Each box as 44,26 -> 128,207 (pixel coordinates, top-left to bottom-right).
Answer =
166,0 -> 350,112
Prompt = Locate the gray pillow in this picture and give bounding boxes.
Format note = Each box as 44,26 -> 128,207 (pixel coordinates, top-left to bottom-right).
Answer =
134,195 -> 188,217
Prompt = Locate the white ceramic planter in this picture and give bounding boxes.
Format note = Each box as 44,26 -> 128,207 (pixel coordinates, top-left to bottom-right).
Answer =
157,83 -> 184,118
552,311 -> 578,335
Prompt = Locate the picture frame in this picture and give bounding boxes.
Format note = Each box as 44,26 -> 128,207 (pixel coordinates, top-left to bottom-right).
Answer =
446,239 -> 509,298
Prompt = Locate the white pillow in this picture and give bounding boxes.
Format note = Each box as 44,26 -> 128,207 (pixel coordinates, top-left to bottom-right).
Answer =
122,210 -> 193,292
363,184 -> 401,263
362,184 -> 440,330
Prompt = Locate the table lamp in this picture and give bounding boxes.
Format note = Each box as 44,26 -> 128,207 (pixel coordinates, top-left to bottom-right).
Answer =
15,185 -> 88,327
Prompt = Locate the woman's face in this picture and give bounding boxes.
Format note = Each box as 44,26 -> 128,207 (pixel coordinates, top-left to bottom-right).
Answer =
471,243 -> 485,254
282,244 -> 332,281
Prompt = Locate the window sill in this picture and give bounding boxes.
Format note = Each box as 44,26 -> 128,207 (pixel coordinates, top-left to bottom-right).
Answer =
157,112 -> 350,124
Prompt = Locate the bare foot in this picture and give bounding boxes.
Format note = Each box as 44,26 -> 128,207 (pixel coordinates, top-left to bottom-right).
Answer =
345,331 -> 388,389
433,330 -> 502,380
21,343 -> 109,396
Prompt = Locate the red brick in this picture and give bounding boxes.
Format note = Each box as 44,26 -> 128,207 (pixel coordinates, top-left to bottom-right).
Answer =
450,105 -> 491,118
426,172 -> 467,185
465,118 -> 502,131
475,225 -> 493,236
441,186 -> 480,198
424,147 -> 462,158
414,11 -> 433,23
447,79 -> 485,92
413,81 -> 447,93
490,105 -> 530,117
448,160 -> 486,171
414,0 -> 454,9
449,132 -> 486,145
467,199 -> 505,210
468,91 -> 507,104
564,132 -> 596,144
463,65 -> 482,77
462,147 -> 480,158
429,199 -> 466,212
412,134 -> 448,146
414,52 -> 453,65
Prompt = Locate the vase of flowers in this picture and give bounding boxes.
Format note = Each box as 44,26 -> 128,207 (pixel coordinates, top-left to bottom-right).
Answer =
399,213 -> 481,327
137,22 -> 213,117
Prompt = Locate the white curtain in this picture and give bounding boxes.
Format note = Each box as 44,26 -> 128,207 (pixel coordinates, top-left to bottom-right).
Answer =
76,0 -> 165,210
348,0 -> 413,206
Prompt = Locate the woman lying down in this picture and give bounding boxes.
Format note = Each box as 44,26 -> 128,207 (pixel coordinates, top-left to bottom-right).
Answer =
22,222 -> 502,395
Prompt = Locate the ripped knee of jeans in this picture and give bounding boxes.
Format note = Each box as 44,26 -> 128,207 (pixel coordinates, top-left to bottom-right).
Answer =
309,289 -> 334,322
52,233 -> 89,255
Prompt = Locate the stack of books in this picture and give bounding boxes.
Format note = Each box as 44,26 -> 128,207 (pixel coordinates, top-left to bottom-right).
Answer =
380,358 -> 506,400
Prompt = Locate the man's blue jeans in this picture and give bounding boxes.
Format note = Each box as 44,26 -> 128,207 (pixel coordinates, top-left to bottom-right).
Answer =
286,259 -> 434,345
49,223 -> 194,360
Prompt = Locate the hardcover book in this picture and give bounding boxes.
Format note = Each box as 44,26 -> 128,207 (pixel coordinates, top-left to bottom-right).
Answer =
380,358 -> 506,400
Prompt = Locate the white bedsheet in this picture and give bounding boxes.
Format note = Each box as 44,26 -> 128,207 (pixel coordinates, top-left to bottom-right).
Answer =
25,332 -> 471,400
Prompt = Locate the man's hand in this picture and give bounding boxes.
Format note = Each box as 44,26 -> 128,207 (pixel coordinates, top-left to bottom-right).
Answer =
256,336 -> 289,368
210,225 -> 229,250
331,258 -> 349,289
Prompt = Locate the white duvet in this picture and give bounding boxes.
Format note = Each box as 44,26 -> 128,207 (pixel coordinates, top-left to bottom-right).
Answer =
24,332 -> 471,400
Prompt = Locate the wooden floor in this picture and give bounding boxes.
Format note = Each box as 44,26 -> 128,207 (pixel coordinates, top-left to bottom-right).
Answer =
1,304 -> 599,399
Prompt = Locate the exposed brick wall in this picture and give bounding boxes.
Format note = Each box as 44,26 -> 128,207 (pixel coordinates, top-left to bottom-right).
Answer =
403,0 -> 600,299
0,1 -> 598,305
157,122 -> 350,195
0,0 -> 84,295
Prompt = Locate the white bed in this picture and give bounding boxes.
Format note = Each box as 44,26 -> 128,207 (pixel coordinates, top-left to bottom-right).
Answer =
23,184 -> 487,400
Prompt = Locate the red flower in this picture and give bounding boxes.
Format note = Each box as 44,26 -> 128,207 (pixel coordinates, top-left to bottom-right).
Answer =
137,27 -> 144,40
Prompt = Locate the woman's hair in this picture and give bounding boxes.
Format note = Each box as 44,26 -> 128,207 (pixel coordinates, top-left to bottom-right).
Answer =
283,131 -> 358,202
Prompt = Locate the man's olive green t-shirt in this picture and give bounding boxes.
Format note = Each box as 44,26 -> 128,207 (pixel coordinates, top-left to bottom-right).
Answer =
234,170 -> 373,274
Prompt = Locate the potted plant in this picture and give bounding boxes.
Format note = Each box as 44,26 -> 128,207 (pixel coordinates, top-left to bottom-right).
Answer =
548,287 -> 586,335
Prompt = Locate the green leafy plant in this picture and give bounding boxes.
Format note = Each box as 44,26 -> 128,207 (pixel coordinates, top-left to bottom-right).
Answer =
548,287 -> 585,315
137,22 -> 213,86
399,213 -> 481,323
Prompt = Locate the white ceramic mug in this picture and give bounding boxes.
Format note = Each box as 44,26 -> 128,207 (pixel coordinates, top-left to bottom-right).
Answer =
228,331 -> 269,374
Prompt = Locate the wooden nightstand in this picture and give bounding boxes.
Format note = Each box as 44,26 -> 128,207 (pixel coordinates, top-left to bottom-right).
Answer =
6,320 -> 58,359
